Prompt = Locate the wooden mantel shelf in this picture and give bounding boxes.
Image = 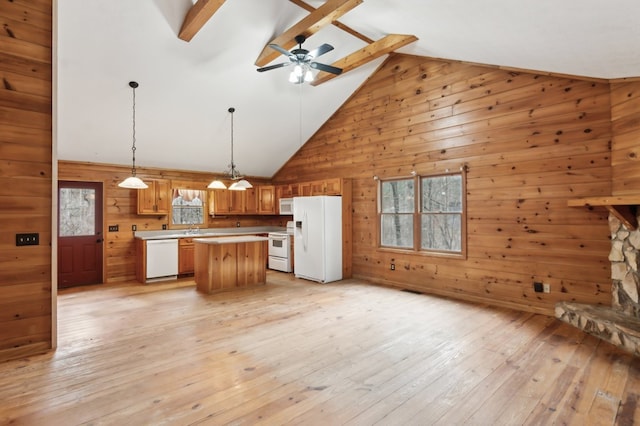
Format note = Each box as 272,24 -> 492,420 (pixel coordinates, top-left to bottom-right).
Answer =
568,196 -> 640,230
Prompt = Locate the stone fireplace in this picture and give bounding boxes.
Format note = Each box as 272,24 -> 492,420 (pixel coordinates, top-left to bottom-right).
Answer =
555,213 -> 640,356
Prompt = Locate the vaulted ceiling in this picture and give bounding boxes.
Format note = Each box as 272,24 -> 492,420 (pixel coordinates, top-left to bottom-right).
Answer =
56,0 -> 640,179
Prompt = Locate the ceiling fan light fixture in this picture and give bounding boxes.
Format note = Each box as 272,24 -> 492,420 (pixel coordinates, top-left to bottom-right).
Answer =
118,81 -> 148,189
304,69 -> 314,82
257,35 -> 341,84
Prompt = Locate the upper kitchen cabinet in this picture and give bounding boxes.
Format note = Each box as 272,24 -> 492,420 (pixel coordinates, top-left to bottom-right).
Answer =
137,179 -> 170,215
299,178 -> 342,196
245,187 -> 258,214
275,183 -> 300,199
208,185 -> 275,215
258,185 -> 275,214
208,188 -> 245,215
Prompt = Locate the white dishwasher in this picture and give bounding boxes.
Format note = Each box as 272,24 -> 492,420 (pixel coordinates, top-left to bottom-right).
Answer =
146,239 -> 179,282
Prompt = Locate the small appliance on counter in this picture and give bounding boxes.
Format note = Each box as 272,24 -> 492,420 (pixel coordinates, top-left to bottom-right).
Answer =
267,221 -> 294,272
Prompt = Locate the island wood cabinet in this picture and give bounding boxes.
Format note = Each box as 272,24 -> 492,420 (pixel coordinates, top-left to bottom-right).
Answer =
137,179 -> 170,215
195,236 -> 268,293
178,237 -> 195,275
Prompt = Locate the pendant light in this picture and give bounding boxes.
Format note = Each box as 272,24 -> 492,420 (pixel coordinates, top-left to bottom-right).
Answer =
118,81 -> 148,189
208,107 -> 252,190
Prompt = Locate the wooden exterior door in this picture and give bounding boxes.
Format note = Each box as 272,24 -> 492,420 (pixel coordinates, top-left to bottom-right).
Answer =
58,181 -> 104,288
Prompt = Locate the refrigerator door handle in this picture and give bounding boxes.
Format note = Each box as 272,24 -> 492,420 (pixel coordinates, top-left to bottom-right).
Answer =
303,211 -> 308,251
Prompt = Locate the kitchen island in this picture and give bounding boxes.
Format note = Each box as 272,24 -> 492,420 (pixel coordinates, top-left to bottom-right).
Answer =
194,235 -> 269,294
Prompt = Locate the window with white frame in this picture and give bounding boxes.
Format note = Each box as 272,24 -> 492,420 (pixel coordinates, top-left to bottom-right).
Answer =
379,170 -> 466,256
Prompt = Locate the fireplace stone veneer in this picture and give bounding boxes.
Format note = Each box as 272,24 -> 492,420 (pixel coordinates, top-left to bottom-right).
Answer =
555,214 -> 640,357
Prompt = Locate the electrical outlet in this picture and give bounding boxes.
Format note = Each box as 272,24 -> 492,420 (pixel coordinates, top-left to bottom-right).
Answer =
16,233 -> 39,246
543,283 -> 551,293
162,224 -> 167,230
533,282 -> 543,293
390,263 -> 395,271
108,225 -> 119,232
236,222 -> 241,227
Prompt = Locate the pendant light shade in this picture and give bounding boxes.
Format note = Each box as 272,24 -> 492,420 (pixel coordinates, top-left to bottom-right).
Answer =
118,81 -> 148,189
207,180 -> 227,189
208,107 -> 252,190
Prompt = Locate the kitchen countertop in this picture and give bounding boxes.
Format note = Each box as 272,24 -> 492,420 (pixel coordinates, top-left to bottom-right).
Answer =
193,235 -> 269,244
134,226 -> 285,240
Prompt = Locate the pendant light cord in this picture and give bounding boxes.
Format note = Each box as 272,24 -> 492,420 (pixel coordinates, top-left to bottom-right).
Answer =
130,81 -> 138,177
229,106 -> 236,179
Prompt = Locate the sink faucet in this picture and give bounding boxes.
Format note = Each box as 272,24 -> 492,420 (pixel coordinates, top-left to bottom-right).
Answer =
186,223 -> 199,235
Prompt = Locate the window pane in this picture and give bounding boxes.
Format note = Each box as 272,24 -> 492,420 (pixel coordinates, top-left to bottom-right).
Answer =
421,175 -> 462,212
421,214 -> 461,251
381,214 -> 413,248
59,188 -> 96,236
171,189 -> 205,225
381,179 -> 414,213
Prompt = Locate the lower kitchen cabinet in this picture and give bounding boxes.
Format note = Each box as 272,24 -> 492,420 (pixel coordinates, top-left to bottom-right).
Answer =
178,238 -> 195,275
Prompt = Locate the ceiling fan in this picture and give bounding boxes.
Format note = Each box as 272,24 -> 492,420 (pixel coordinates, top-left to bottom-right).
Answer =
257,34 -> 343,83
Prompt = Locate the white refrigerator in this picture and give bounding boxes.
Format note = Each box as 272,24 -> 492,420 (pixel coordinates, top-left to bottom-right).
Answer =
293,196 -> 342,283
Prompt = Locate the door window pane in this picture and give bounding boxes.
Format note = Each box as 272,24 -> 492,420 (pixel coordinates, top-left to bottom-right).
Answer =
59,188 -> 96,236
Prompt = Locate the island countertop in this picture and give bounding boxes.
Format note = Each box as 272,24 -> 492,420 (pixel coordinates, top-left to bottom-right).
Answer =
135,226 -> 284,240
193,235 -> 269,245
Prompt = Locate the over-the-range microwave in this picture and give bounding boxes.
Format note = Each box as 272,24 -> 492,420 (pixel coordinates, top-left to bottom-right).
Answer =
279,198 -> 293,215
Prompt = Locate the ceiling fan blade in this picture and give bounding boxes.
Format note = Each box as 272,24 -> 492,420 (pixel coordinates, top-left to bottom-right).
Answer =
268,43 -> 294,58
310,62 -> 343,75
307,43 -> 334,59
256,62 -> 292,72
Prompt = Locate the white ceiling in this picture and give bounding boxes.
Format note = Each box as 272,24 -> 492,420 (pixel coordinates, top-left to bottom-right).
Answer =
56,0 -> 640,179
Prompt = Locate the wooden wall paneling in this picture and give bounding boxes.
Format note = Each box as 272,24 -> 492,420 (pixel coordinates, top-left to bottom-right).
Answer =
610,81 -> 640,195
274,55 -> 614,315
0,0 -> 52,362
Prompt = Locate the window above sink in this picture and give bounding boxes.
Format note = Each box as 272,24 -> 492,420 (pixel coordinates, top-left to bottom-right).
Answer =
170,188 -> 206,228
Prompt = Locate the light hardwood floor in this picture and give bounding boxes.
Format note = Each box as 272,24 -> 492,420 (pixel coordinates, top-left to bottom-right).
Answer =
0,272 -> 638,425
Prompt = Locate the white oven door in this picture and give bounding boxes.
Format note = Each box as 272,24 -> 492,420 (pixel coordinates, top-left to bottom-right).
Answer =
268,233 -> 289,258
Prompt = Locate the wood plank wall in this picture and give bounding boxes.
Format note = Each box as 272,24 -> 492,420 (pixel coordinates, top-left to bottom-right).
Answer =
0,0 -> 53,361
610,81 -> 640,195
58,161 -> 283,283
274,54 -> 615,315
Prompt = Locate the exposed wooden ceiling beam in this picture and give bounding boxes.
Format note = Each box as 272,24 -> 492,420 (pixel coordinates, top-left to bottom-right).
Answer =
254,0 -> 363,67
288,0 -> 373,44
179,0 -> 227,42
311,34 -> 418,86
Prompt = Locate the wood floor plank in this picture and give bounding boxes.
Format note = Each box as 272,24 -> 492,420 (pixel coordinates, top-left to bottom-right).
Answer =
0,272 -> 638,425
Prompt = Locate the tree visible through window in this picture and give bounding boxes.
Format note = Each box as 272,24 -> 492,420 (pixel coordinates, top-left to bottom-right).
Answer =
421,174 -> 462,251
380,179 -> 414,248
379,171 -> 465,255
